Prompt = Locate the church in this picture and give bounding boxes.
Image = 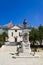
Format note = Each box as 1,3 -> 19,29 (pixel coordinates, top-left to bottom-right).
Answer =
8,19 -> 32,43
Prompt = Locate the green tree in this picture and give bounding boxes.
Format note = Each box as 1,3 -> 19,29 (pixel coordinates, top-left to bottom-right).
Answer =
0,32 -> 8,45
0,35 -> 3,41
38,25 -> 43,45
2,32 -> 8,41
29,28 -> 39,45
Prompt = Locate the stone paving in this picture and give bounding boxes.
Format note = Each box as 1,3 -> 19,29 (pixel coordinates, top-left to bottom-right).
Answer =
0,45 -> 43,65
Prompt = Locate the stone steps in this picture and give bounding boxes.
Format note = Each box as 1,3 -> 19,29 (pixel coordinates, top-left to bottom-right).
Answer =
12,53 -> 39,58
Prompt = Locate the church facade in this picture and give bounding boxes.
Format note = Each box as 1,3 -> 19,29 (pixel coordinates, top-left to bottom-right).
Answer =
8,25 -> 31,43
8,25 -> 23,42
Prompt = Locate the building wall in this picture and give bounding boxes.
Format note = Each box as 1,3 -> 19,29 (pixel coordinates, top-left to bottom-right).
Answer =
8,25 -> 31,43
8,29 -> 23,42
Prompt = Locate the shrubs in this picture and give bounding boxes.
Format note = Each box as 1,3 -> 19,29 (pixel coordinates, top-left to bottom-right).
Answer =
0,43 -> 2,48
31,48 -> 37,52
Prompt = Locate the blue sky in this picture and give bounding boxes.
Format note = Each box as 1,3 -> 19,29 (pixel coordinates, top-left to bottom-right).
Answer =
0,0 -> 43,27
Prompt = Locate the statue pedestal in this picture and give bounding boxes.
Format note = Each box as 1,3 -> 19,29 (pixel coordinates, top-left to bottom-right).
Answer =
22,41 -> 31,54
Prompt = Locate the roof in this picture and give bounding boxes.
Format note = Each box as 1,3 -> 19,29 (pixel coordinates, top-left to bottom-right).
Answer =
11,25 -> 22,30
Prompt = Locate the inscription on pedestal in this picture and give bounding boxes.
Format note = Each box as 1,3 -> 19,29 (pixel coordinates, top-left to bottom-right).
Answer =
22,42 -> 31,53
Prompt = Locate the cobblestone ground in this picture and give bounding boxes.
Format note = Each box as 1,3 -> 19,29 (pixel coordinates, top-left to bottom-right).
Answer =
0,46 -> 43,65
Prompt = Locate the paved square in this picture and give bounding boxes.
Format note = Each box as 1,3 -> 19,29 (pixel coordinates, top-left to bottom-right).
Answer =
0,46 -> 43,65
